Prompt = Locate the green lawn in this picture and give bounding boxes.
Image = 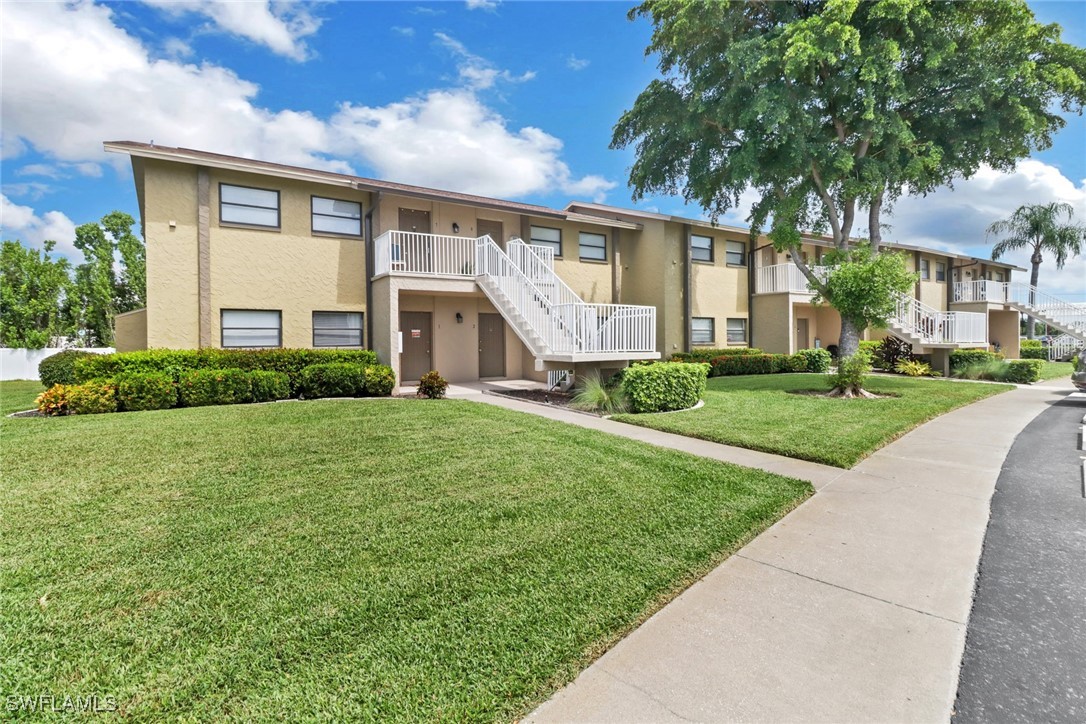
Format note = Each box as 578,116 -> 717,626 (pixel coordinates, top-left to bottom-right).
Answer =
1038,360 -> 1074,381
612,374 -> 1013,468
1,379 -> 43,415
1,388 -> 810,721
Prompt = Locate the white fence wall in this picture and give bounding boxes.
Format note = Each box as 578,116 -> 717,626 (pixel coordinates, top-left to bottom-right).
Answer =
0,348 -> 113,381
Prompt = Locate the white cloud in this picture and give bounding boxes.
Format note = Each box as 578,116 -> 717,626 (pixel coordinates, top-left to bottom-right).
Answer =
2,182 -> 53,202
162,37 -> 195,59
16,162 -> 102,180
1,194 -> 80,258
391,26 -> 415,37
434,32 -> 534,90
466,0 -> 500,11
1,2 -> 614,206
141,0 -> 321,61
566,55 -> 590,71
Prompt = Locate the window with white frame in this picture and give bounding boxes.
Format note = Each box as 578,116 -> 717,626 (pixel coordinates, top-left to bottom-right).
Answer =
726,318 -> 747,344
220,184 -> 280,228
691,317 -> 715,345
725,240 -> 746,266
919,259 -> 931,281
530,226 -> 562,256
221,310 -> 281,348
995,271 -> 1005,282
313,311 -> 363,347
691,234 -> 713,262
312,197 -> 362,236
935,261 -> 946,282
579,231 -> 607,261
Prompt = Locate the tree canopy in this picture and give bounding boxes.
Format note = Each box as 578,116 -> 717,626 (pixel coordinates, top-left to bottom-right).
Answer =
613,0 -> 1086,355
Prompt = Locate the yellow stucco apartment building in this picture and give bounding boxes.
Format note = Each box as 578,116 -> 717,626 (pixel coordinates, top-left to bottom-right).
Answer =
107,141 -> 1034,384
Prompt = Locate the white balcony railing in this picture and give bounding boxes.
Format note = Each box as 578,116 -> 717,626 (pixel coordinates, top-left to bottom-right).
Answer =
373,230 -> 476,278
954,281 -> 1086,336
893,293 -> 988,345
754,263 -> 832,294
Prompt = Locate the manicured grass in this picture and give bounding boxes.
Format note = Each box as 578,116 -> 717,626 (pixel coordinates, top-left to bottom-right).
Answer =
1037,360 -> 1074,381
612,373 -> 1013,468
1,379 -> 44,416
1,391 -> 810,720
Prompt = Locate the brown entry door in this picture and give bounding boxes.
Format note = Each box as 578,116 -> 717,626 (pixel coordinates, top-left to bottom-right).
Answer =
400,311 -> 432,382
477,219 -> 503,246
398,208 -> 432,273
795,318 -> 809,352
478,313 -> 505,378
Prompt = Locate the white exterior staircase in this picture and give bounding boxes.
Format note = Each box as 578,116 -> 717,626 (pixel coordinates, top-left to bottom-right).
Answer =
954,281 -> 1086,343
886,292 -> 988,348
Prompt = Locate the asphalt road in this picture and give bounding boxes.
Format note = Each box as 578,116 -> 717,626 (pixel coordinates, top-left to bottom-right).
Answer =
954,394 -> 1086,723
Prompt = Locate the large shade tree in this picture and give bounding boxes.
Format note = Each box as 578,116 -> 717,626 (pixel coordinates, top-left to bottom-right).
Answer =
987,201 -> 1084,338
613,0 -> 1086,359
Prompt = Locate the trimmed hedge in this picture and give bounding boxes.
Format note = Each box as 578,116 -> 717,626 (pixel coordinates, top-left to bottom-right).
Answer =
117,372 -> 177,411
74,348 -> 379,393
793,348 -> 832,373
1003,359 -> 1044,384
67,380 -> 118,415
950,349 -> 1004,372
711,354 -> 781,376
623,362 -> 709,413
671,348 -> 763,363
364,364 -> 396,396
299,363 -> 367,398
249,371 -> 291,403
1019,345 -> 1047,360
178,369 -> 252,407
39,350 -> 97,388
1019,339 -> 1043,349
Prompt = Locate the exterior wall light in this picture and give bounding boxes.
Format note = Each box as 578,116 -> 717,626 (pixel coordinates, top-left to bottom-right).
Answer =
452,222 -> 460,234
456,313 -> 463,324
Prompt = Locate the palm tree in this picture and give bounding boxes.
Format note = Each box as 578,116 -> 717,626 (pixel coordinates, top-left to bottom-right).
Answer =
988,202 -> 1085,339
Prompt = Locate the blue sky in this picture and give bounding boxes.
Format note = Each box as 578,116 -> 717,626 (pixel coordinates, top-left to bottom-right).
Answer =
2,0 -> 1084,297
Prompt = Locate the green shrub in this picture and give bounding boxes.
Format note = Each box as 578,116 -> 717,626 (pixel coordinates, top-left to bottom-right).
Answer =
783,354 -> 809,373
858,340 -> 881,358
954,360 -> 1008,381
39,350 -> 97,387
830,350 -> 872,392
67,380 -> 118,415
895,359 -> 934,377
794,348 -> 832,373
571,371 -> 629,414
1019,345 -> 1047,360
710,354 -> 783,376
36,384 -> 70,416
417,371 -> 449,399
364,364 -> 396,396
950,349 -> 1004,372
116,371 -> 177,411
1002,359 -> 1044,384
248,371 -> 291,403
298,363 -> 366,399
874,336 -> 913,371
1019,339 -> 1043,349
671,347 -> 763,363
75,348 -> 378,393
622,362 -> 708,413
178,368 -> 253,407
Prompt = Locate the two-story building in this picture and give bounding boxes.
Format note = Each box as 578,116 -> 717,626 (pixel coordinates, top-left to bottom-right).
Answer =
109,142 -> 1080,383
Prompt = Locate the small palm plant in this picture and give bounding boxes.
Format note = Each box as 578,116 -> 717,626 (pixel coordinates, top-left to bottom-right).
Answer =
570,371 -> 629,414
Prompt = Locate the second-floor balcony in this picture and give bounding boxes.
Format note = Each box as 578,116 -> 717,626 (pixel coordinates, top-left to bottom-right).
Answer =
374,230 -> 478,278
754,263 -> 830,295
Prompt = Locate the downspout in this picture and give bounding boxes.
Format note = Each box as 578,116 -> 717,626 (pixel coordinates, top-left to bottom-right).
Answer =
683,223 -> 692,352
364,209 -> 374,349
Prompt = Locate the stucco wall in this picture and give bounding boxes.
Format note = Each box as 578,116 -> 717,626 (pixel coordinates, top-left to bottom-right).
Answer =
690,228 -> 750,347
114,308 -> 148,352
751,294 -> 793,354
989,310 -> 1020,358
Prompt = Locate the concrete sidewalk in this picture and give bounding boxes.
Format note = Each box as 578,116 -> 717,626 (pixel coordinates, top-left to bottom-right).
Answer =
457,379 -> 1071,722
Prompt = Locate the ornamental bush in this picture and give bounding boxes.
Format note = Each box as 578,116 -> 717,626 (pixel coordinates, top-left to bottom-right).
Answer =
895,359 -> 935,377
36,384 -> 70,416
67,380 -> 119,415
794,347 -> 832,373
298,363 -> 367,398
416,371 -> 449,399
178,368 -> 252,407
364,364 -> 396,397
622,361 -> 708,413
1019,342 -> 1047,360
671,347 -> 762,363
249,371 -> 291,403
709,353 -> 783,376
39,350 -> 97,387
874,336 -> 913,371
116,371 -> 177,411
75,348 -> 378,393
1002,359 -> 1044,384
830,350 -> 873,392
949,349 -> 1004,372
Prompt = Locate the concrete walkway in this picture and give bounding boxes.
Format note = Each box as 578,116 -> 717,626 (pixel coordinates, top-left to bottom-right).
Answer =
445,378 -> 1073,722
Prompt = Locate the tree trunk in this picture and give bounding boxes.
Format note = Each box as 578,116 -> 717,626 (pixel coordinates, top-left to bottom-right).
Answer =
838,315 -> 863,358
1027,256 -> 1041,340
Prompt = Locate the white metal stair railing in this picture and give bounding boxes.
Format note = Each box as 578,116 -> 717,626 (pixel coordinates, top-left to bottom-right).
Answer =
373,230 -> 477,277
890,292 -> 988,346
1047,333 -> 1085,361
954,280 -> 1086,341
475,236 -> 657,357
